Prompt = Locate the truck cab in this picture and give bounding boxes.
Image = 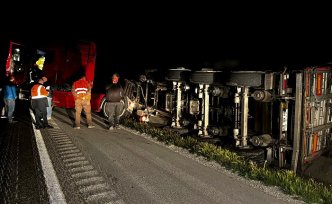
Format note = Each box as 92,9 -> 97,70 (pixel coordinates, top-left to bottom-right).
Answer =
4,40 -> 105,112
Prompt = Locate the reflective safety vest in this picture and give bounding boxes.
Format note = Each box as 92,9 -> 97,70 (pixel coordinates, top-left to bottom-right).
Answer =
73,79 -> 91,100
31,84 -> 48,99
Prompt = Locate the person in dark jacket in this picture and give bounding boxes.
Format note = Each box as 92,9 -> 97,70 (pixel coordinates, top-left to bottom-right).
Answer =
105,73 -> 124,130
0,75 -> 5,118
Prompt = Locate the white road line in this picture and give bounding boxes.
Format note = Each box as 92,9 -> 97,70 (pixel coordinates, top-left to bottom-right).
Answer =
71,170 -> 99,178
29,109 -> 67,204
75,176 -> 104,185
69,165 -> 95,173
63,156 -> 86,163
59,149 -> 81,155
61,152 -> 84,158
65,160 -> 90,167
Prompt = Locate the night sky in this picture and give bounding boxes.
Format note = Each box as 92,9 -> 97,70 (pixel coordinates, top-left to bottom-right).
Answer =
2,8 -> 332,82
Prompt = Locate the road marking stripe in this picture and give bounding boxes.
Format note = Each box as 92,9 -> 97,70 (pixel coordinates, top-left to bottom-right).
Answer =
52,138 -> 71,142
71,170 -> 99,178
69,165 -> 94,173
55,142 -> 73,146
105,199 -> 126,204
66,160 -> 90,167
79,183 -> 108,193
63,156 -> 86,163
57,144 -> 75,148
30,109 -> 66,204
86,190 -> 117,202
61,152 -> 83,158
75,176 -> 104,185
59,149 -> 81,155
57,146 -> 78,151
49,131 -> 67,135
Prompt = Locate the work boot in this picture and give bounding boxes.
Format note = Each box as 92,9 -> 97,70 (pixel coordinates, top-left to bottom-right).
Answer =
45,124 -> 54,128
35,125 -> 43,129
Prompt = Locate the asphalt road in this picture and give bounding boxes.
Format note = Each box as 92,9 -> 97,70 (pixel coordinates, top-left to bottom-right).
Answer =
43,107 -> 303,204
0,100 -> 48,203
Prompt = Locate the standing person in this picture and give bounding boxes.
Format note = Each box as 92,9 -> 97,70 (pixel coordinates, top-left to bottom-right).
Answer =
42,76 -> 53,120
72,75 -> 95,129
31,78 -> 53,129
0,77 -> 5,118
3,76 -> 17,123
105,73 -> 124,130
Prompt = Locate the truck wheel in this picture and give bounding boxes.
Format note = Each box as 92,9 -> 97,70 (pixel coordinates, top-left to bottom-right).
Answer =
236,148 -> 265,164
101,97 -> 130,119
224,71 -> 265,87
166,68 -> 191,81
119,97 -> 129,118
101,98 -> 109,118
190,70 -> 223,85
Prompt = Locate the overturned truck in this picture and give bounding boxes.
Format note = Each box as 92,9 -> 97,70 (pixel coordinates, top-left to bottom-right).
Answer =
125,67 -> 332,172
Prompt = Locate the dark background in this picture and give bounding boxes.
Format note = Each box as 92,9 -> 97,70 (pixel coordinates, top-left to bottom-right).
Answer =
2,5 -> 332,82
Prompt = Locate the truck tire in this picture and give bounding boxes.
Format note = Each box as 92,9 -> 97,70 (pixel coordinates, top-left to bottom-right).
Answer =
224,71 -> 265,87
236,148 -> 265,164
101,97 -> 129,118
165,68 -> 191,81
190,70 -> 223,85
101,97 -> 109,118
120,97 -> 131,118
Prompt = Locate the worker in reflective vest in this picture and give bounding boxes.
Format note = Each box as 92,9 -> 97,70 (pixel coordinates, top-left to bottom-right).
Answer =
72,75 -> 95,129
31,78 -> 53,129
